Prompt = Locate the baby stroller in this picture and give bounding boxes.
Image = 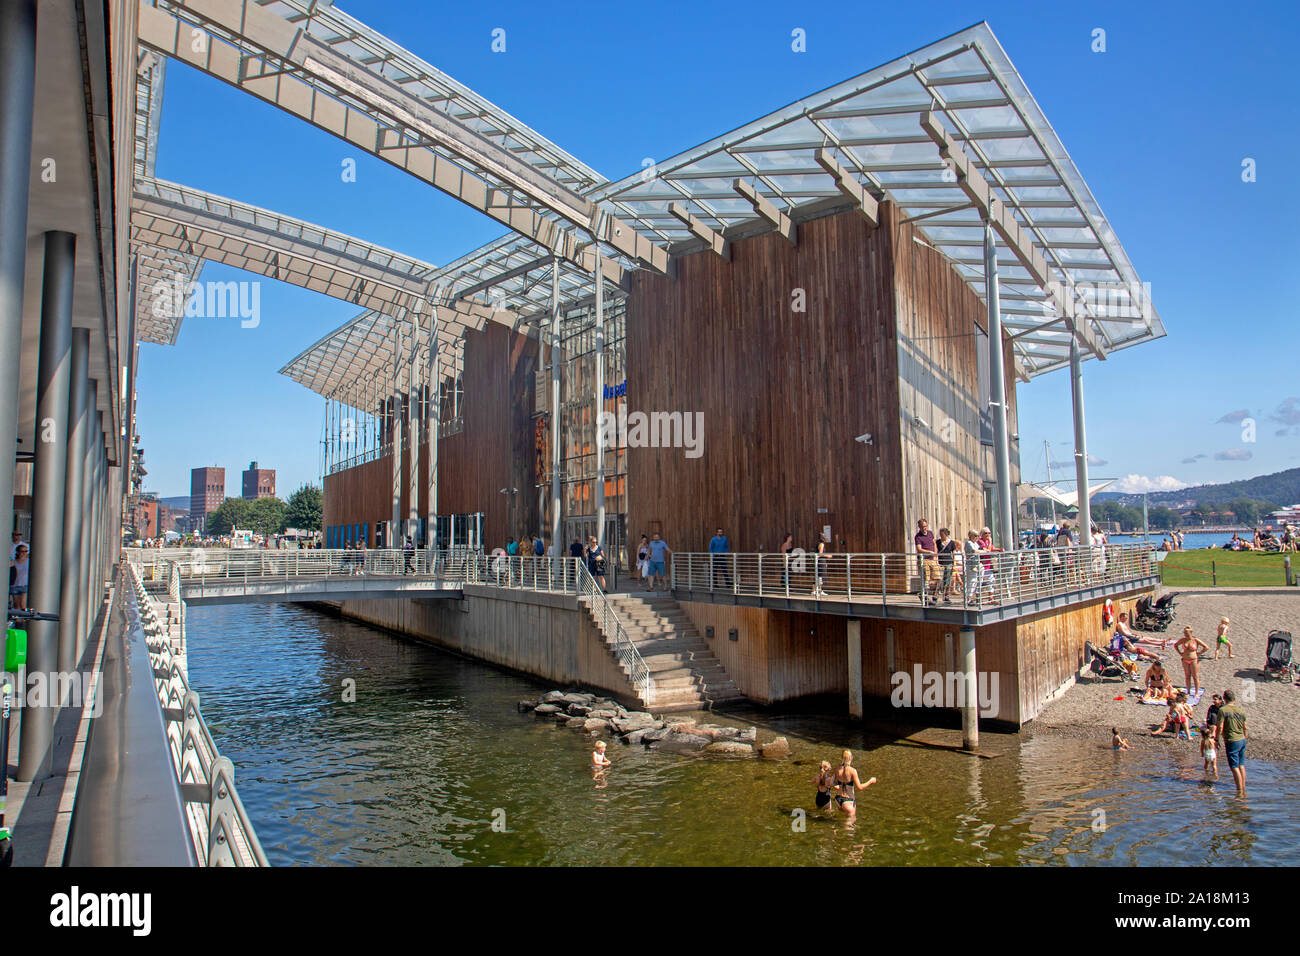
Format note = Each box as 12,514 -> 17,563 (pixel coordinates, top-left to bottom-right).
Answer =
1265,630 -> 1295,681
1134,595 -> 1172,632
1154,592 -> 1178,612
1086,641 -> 1130,681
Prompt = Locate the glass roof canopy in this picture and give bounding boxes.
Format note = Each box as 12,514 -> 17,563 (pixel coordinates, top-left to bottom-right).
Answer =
135,10 -> 1162,398
417,21 -> 1163,378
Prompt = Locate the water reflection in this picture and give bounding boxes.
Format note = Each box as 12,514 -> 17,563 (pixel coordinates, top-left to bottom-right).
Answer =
186,603 -> 1300,867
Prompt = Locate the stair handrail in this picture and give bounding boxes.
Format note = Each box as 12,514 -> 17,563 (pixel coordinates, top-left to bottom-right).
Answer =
574,559 -> 655,706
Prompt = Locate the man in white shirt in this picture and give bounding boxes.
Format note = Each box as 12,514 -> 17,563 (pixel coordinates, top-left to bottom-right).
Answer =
10,529 -> 24,560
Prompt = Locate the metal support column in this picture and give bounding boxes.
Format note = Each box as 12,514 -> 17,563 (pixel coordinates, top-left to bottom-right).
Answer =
18,232 -> 76,781
407,320 -> 418,533
549,261 -> 562,555
0,0 -> 37,547
390,318 -> 402,544
425,319 -> 438,548
959,626 -> 979,751
1069,337 -> 1092,546
77,386 -> 97,649
983,221 -> 1015,550
59,329 -> 89,673
593,243 -> 606,550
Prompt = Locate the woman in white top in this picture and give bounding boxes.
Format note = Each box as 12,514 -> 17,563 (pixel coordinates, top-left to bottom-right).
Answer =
9,543 -> 29,611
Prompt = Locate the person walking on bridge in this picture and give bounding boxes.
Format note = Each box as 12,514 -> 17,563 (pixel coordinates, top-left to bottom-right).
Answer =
646,533 -> 671,592
709,528 -> 732,591
403,536 -> 416,574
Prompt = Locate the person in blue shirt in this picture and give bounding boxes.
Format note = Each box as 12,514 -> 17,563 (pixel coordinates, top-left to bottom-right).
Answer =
533,536 -> 545,557
646,533 -> 671,592
708,527 -> 732,590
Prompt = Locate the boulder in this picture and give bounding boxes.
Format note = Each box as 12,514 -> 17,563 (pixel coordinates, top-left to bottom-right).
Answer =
623,729 -> 654,746
759,737 -> 791,759
664,718 -> 697,733
565,715 -> 589,728
705,741 -> 754,757
641,727 -> 671,743
541,691 -> 566,703
711,726 -> 742,740
567,703 -> 593,717
611,715 -> 657,735
624,711 -> 654,722
588,709 -> 619,720
738,726 -> 757,743
583,717 -> 612,733
691,726 -> 722,742
557,693 -> 588,707
533,703 -> 563,716
516,700 -> 536,713
651,732 -> 712,754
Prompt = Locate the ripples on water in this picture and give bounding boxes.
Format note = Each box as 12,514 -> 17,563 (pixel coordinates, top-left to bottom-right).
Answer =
186,603 -> 1300,866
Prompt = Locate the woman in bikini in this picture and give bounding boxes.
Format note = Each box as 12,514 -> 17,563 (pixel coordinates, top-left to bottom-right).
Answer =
1144,661 -> 1172,700
1174,626 -> 1209,696
833,750 -> 876,821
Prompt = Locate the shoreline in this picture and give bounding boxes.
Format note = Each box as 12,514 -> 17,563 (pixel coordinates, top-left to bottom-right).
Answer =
1026,590 -> 1300,762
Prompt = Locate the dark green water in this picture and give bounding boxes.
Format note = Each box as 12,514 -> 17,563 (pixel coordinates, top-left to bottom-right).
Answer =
187,603 -> 1300,866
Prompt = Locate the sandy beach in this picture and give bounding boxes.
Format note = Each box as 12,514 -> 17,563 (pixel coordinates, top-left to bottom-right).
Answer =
1026,590 -> 1300,761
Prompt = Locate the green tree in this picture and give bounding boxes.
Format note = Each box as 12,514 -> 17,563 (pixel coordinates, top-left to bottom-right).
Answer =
205,497 -> 252,536
249,496 -> 287,536
1149,505 -> 1181,530
285,484 -> 323,532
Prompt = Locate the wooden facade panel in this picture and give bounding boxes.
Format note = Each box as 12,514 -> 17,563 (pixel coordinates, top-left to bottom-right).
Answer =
1014,588 -> 1151,724
323,323 -> 538,548
626,206 -> 904,556
892,215 -> 1021,546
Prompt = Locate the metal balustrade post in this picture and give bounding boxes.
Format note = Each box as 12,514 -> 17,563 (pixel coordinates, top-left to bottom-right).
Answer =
880,554 -> 886,605
847,554 -> 853,601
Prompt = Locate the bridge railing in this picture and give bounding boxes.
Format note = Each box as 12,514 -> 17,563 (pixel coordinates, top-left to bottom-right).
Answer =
574,559 -> 654,705
128,547 -> 481,583
670,543 -> 1157,610
127,563 -> 268,866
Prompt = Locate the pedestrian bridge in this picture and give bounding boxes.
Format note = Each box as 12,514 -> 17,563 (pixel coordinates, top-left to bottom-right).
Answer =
126,547 -> 477,606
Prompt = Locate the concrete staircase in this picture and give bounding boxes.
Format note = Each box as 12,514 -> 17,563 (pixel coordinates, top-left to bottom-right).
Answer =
584,591 -> 745,712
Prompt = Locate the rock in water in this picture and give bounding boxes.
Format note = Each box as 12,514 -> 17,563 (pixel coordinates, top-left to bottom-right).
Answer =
583,717 -> 612,733
542,691 -> 566,703
641,727 -> 671,743
533,703 -> 563,716
611,715 -> 657,735
623,729 -> 653,746
705,741 -> 754,756
759,737 -> 791,759
517,700 -> 537,713
567,703 -> 593,717
650,732 -> 712,754
738,726 -> 757,743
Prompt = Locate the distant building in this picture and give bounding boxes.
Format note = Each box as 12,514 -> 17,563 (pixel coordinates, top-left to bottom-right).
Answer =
242,461 -> 276,499
191,466 -> 225,529
129,494 -> 159,539
1268,504 -> 1300,525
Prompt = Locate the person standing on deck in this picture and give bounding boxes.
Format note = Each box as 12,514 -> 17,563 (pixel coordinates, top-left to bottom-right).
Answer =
709,528 -> 732,591
587,535 -> 608,590
914,519 -> 940,603
636,535 -> 650,590
9,543 -> 29,611
779,532 -> 795,591
403,536 -> 416,574
936,528 -> 957,604
646,533 -> 671,592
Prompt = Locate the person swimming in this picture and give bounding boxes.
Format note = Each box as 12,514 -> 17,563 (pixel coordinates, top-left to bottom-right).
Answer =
591,740 -> 612,772
814,760 -> 836,811
832,750 -> 876,821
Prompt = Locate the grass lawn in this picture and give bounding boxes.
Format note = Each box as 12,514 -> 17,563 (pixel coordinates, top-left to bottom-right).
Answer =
1159,549 -> 1293,587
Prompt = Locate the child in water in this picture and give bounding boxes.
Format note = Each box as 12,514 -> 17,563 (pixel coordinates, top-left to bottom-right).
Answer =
591,740 -> 612,773
813,761 -> 836,811
1111,728 -> 1131,751
1200,725 -> 1218,777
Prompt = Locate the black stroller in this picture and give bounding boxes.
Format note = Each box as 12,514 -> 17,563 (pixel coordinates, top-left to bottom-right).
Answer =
1086,641 -> 1130,681
1265,630 -> 1295,681
1134,595 -> 1173,632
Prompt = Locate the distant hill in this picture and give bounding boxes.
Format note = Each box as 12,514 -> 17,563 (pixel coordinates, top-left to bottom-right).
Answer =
1096,467 -> 1300,509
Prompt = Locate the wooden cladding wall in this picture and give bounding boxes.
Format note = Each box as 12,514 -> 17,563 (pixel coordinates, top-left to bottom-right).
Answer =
322,323 -> 538,547
1012,588 -> 1151,724
892,215 -> 1021,546
626,205 -> 905,556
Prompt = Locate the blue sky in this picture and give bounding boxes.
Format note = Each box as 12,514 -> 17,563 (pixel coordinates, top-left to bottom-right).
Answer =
136,0 -> 1300,501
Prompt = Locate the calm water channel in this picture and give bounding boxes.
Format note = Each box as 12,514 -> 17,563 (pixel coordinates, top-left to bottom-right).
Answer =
187,603 -> 1300,866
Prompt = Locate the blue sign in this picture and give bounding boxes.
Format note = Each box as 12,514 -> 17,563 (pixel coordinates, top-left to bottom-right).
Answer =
603,380 -> 628,400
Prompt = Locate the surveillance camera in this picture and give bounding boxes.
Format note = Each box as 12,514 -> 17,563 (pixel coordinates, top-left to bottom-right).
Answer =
855,433 -> 873,445
913,416 -> 930,430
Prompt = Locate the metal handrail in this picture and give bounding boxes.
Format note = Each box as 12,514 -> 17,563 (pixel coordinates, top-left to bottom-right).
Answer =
573,559 -> 654,706
669,543 -> 1157,610
127,563 -> 269,866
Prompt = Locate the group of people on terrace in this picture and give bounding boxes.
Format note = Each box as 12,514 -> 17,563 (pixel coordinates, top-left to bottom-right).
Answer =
1220,524 -> 1292,552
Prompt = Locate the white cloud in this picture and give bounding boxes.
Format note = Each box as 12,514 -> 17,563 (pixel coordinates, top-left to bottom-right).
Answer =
1113,474 -> 1190,494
